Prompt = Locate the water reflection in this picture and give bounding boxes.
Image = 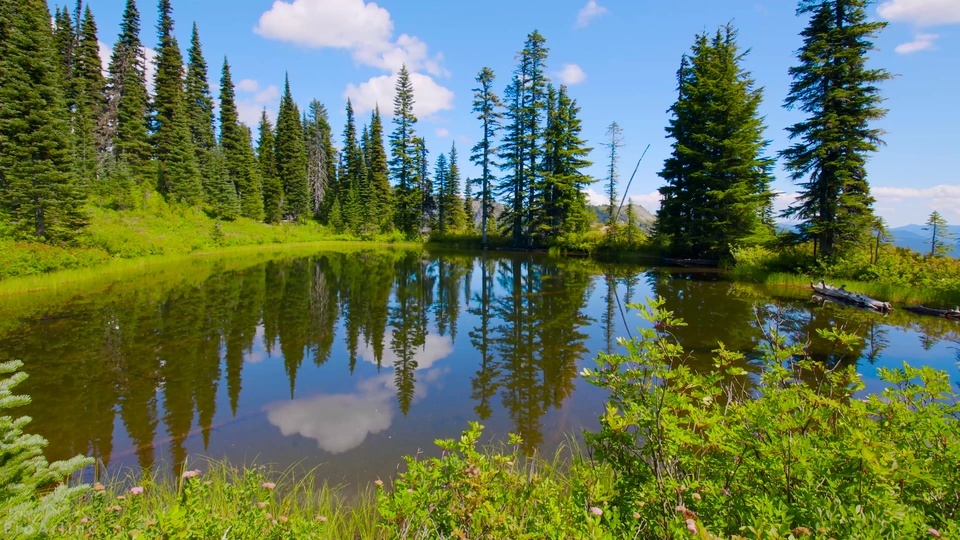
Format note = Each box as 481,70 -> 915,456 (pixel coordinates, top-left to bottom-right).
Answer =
1,250 -> 957,481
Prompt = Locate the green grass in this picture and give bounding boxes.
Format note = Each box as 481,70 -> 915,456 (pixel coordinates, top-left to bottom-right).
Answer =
758,271 -> 960,306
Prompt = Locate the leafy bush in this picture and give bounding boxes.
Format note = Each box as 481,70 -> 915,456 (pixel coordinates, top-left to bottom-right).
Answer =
377,422 -> 619,539
1,360 -> 92,538
582,298 -> 960,539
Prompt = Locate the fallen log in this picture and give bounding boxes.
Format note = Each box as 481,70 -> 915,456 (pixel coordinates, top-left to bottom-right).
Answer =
904,305 -> 960,320
810,280 -> 893,313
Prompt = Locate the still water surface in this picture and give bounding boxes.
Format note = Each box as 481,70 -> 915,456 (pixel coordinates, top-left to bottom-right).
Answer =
2,248 -> 958,485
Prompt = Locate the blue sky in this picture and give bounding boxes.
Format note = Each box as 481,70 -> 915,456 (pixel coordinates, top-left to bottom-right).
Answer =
57,0 -> 960,227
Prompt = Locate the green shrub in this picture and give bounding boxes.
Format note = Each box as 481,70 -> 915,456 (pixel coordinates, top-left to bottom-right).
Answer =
582,298 -> 960,539
1,360 -> 92,538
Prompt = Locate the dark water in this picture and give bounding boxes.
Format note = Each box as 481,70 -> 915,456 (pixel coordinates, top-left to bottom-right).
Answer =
2,248 -> 958,486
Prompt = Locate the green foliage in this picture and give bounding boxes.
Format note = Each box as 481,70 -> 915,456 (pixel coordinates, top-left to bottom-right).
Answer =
924,210 -> 955,258
257,111 -> 283,224
781,0 -> 889,260
470,67 -> 503,246
390,65 -> 420,237
377,422 -> 617,539
658,24 -> 775,259
1,360 -> 92,537
275,75 -> 308,221
61,462 -> 378,539
583,297 -> 960,538
105,0 -> 152,175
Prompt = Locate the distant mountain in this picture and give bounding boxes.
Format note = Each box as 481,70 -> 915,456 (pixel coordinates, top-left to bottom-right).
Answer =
775,222 -> 960,257
589,204 -> 656,227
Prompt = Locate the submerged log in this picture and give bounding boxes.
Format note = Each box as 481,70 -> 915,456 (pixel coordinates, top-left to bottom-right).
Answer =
810,280 -> 893,313
904,305 -> 960,320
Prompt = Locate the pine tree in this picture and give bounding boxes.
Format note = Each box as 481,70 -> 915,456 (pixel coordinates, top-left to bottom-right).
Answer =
152,0 -> 201,204
498,75 -> 526,244
52,7 -> 75,96
367,106 -> 392,231
275,74 -> 308,220
389,65 -> 420,236
434,153 -> 449,235
219,58 -> 262,220
604,121 -> 624,225
304,100 -> 336,218
185,23 -> 217,200
0,0 -> 87,241
923,210 -> 955,257
258,110 -> 283,223
470,67 -> 502,246
72,6 -> 106,191
537,85 -> 593,239
521,31 -> 549,242
105,0 -> 151,176
414,136 -> 434,233
781,0 -> 890,259
657,26 -> 775,259
338,99 -> 367,229
443,142 -> 467,233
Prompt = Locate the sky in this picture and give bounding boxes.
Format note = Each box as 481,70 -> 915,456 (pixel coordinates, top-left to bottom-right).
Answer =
52,0 -> 960,227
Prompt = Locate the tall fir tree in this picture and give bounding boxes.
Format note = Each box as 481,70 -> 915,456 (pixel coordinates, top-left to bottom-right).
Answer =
367,107 -> 392,231
923,210 -> 954,257
433,153 -> 449,235
521,31 -> 549,242
414,136 -> 434,233
470,67 -> 502,246
52,7 -> 75,98
604,121 -> 624,225
389,65 -> 420,236
498,75 -> 526,244
441,142 -> 467,234
537,85 -> 593,239
185,23 -> 217,199
151,0 -> 201,204
338,99 -> 366,227
657,26 -> 775,259
304,99 -> 336,219
72,6 -> 106,190
219,58 -> 262,220
257,110 -> 283,223
275,74 -> 308,220
781,0 -> 889,259
105,0 -> 152,176
0,0 -> 86,240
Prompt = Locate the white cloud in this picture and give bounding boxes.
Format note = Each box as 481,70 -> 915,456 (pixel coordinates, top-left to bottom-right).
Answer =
556,64 -> 587,85
356,332 -> 453,372
435,127 -> 450,138
878,0 -> 960,26
895,33 -> 940,53
344,71 -> 454,119
235,80 -> 281,127
256,0 -> 452,122
576,0 -> 608,28
874,184 -> 960,221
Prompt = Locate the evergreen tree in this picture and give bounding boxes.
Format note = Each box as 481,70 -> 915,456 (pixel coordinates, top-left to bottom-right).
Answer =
152,0 -> 201,204
442,142 -> 467,233
185,23 -> 217,200
434,153 -> 449,235
521,31 -> 550,242
275,74 -> 308,220
207,146 -> 240,220
781,0 -> 890,259
338,99 -> 367,230
537,85 -> 593,238
72,6 -> 106,190
105,0 -> 152,175
414,136 -> 434,233
304,99 -> 336,218
498,75 -> 526,244
368,107 -> 392,230
52,7 -> 75,95
389,65 -> 420,236
470,67 -> 502,246
923,210 -> 955,257
604,121 -> 624,225
219,58 -> 262,220
257,110 -> 283,223
657,26 -> 775,259
0,0 -> 87,241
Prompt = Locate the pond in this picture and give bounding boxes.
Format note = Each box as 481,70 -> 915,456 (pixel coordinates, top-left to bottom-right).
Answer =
2,248 -> 958,487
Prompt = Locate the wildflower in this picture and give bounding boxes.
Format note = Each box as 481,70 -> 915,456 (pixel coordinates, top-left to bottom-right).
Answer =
929,530 -> 941,538
685,519 -> 697,534
261,482 -> 276,490
374,479 -> 384,487
116,495 -> 126,501
691,493 -> 701,501
589,507 -> 603,516
93,482 -> 105,493
265,513 -> 273,520
204,481 -> 212,486
278,516 -> 288,523
315,516 -> 328,523
632,512 -> 641,519
407,488 -> 413,493
181,469 -> 201,479
271,519 -> 278,525
80,518 -> 90,524
793,527 -> 810,536
130,486 -> 144,496
113,505 -> 122,512
257,502 -> 268,509
115,525 -> 122,532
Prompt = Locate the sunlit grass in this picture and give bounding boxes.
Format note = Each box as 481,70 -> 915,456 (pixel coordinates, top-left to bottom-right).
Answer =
761,271 -> 960,307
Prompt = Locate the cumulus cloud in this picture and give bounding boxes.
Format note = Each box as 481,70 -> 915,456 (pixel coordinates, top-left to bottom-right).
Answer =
234,79 -> 281,127
556,64 -> 587,85
874,184 -> 960,221
895,33 -> 940,53
435,127 -> 450,138
256,0 -> 452,117
576,0 -> 608,28
878,0 -> 960,26
356,332 -> 453,372
343,71 -> 454,119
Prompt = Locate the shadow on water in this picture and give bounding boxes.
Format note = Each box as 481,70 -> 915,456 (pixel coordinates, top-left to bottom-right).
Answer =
1,249 -> 957,485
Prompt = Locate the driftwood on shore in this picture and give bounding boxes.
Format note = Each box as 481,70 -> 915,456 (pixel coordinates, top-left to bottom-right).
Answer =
810,280 -> 893,313
904,305 -> 960,320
